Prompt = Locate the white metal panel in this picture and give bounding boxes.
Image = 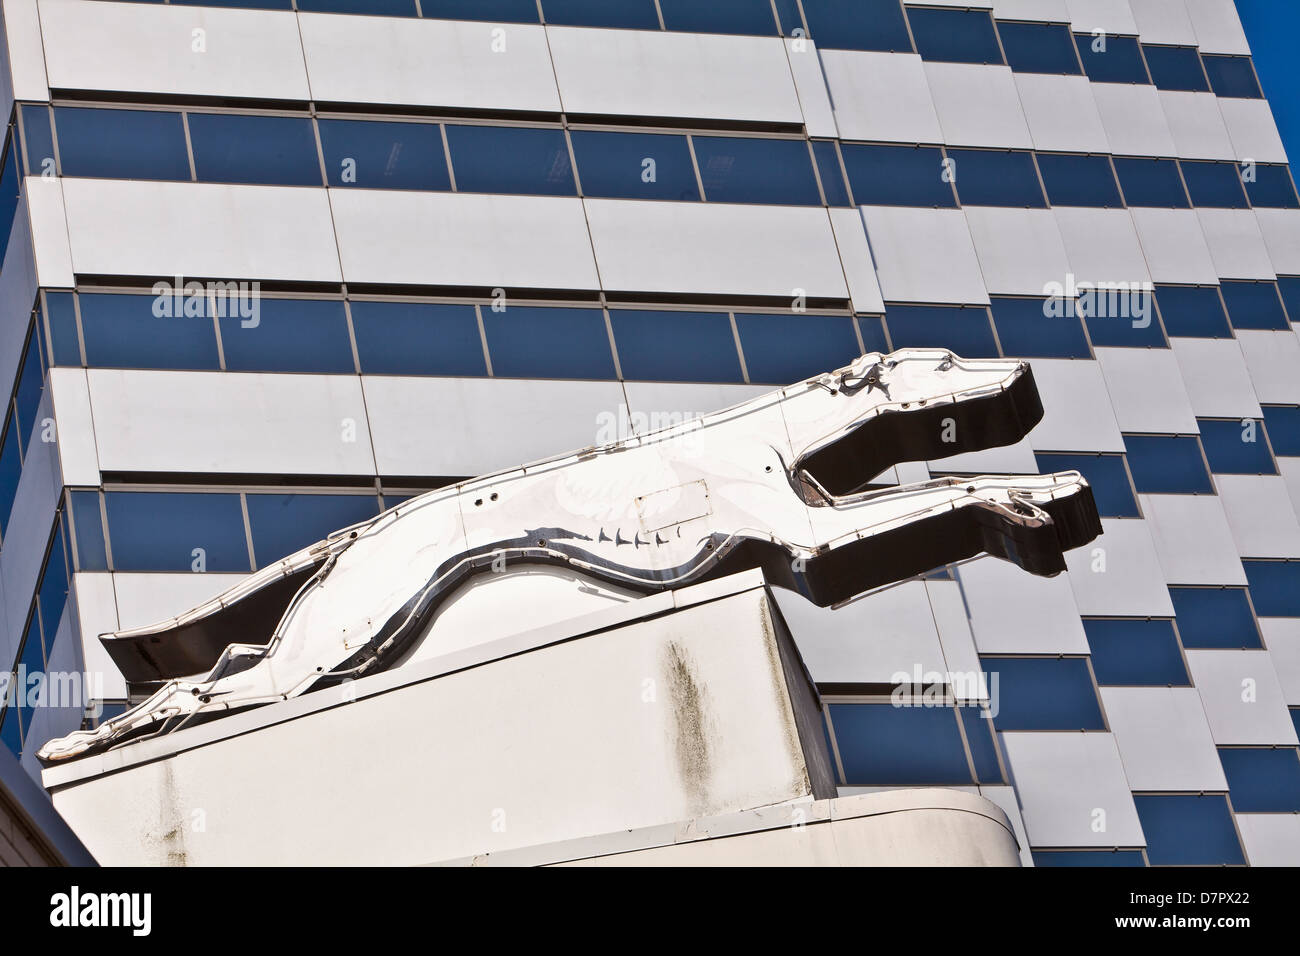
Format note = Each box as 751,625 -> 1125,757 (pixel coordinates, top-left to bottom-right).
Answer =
963,208 -> 1072,297
1094,347 -> 1198,434
0,193 -> 38,395
71,572 -> 125,701
1139,493 -> 1250,585
1254,209 -> 1300,275
546,27 -> 802,125
1218,99 -> 1288,164
1214,475 -> 1300,558
773,582 -> 947,685
1053,209 -> 1151,287
1234,330 -> 1300,405
1186,649 -> 1299,745
297,13 -> 559,113
86,369 -> 377,476
113,572 -> 253,634
4,0 -> 47,100
61,179 -> 341,283
1015,74 -> 1110,154
1185,0 -> 1252,55
0,405 -> 64,643
1064,518 -> 1177,615
1170,337 -> 1263,417
859,206 -> 989,305
1101,687 -> 1229,791
1159,91 -> 1235,160
926,579 -> 986,701
1090,84 -> 1178,157
1065,0 -> 1140,34
828,207 -> 886,315
20,608 -> 86,781
331,190 -> 599,291
1129,208 -> 1221,283
1260,619 -> 1300,705
1024,358 -> 1126,452
1281,458 -> 1300,520
785,40 -> 836,137
1235,815 -> 1300,867
363,375 -> 625,477
1196,208 -> 1277,280
24,178 -> 74,289
976,785 -> 1033,867
991,0 -> 1070,21
1000,732 -> 1145,848
958,556 -> 1090,654
819,51 -> 943,144
48,368 -> 99,487
924,62 -> 1033,149
1128,0 -> 1198,44
585,200 -> 848,299
620,381 -> 771,432
38,0 -> 311,100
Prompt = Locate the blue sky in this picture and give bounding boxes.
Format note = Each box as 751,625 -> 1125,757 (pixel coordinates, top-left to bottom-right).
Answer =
1235,0 -> 1300,162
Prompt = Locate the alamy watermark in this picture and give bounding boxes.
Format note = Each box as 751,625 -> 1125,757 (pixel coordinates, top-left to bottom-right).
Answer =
1042,273 -> 1153,328
151,275 -> 261,328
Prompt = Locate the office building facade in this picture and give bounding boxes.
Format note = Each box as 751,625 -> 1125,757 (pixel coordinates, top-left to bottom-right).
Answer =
0,0 -> 1298,865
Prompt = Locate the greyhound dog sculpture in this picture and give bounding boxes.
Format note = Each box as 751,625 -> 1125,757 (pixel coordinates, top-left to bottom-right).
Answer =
39,349 -> 1101,763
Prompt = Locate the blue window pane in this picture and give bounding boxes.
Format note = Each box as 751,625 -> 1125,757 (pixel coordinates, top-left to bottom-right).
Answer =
188,113 -> 321,187
0,135 -> 19,265
1081,290 -> 1166,347
172,0 -> 290,7
997,20 -> 1080,75
569,130 -> 698,201
43,293 -> 81,367
1154,285 -> 1231,337
1114,157 -> 1188,208
947,149 -> 1045,207
79,293 -> 220,371
736,313 -> 860,384
1219,748 -> 1300,812
20,105 -> 54,176
1170,587 -> 1261,648
14,332 -> 44,450
17,615 -> 44,747
1035,153 -> 1122,207
840,144 -> 954,207
540,0 -> 659,29
297,0 -> 416,13
1262,405 -> 1300,457
219,299 -> 355,374
1180,160 -> 1248,208
1142,44 -> 1208,92
801,0 -> 912,52
350,301 -> 486,376
317,119 -> 449,191
1133,795 -> 1244,865
1033,850 -> 1146,866
983,657 -> 1105,731
1245,165 -> 1300,208
0,421 -> 20,539
1280,277 -> 1300,324
1082,618 -> 1189,685
1202,55 -> 1262,98
1198,417 -> 1276,474
53,107 -> 190,181
812,141 -> 849,207
829,703 -> 971,785
1243,560 -> 1300,617
1036,453 -> 1139,518
959,705 -> 1002,783
421,0 -> 538,22
0,705 -> 18,758
1123,434 -> 1212,493
658,0 -> 778,35
990,296 -> 1090,358
247,494 -> 380,567
1293,710 -> 1300,742
104,492 -> 250,572
857,315 -> 889,354
70,491 -> 107,572
909,8 -> 1002,65
1219,280 -> 1289,331
1075,34 -> 1149,84
886,305 -> 998,358
483,306 -> 615,380
445,125 -> 574,196
609,310 -> 742,383
772,0 -> 803,36
37,526 -> 69,641
693,136 -> 820,205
